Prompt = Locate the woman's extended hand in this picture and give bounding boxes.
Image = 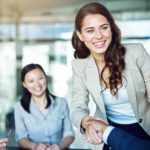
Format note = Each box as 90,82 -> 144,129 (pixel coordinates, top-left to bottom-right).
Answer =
82,117 -> 108,145
81,116 -> 102,144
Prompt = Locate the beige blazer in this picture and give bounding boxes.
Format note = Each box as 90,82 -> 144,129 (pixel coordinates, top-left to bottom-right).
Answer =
70,43 -> 150,149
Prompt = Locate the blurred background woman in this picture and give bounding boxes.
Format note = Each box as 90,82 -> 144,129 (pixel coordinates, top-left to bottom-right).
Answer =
15,63 -> 74,150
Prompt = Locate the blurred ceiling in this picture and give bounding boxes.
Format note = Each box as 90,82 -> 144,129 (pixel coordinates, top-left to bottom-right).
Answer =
0,0 -> 150,23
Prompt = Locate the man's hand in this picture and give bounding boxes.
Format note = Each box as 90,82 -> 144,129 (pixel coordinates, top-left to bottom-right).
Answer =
0,138 -> 8,149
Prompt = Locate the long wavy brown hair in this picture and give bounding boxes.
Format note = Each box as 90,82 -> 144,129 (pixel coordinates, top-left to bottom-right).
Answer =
72,2 -> 126,96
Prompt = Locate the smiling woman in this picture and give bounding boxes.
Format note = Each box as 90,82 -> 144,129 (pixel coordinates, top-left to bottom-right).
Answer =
14,63 -> 74,150
70,2 -> 150,150
76,14 -> 112,58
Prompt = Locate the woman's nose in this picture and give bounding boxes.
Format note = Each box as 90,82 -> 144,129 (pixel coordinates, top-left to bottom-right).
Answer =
95,30 -> 103,38
35,81 -> 40,86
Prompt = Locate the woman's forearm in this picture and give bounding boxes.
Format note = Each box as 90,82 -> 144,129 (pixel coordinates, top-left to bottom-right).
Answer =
58,136 -> 74,150
19,138 -> 36,150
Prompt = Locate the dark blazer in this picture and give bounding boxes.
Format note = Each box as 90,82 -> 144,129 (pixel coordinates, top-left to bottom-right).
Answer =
108,128 -> 150,150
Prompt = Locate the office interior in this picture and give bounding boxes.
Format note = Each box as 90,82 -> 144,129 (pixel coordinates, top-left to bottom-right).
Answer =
0,0 -> 150,149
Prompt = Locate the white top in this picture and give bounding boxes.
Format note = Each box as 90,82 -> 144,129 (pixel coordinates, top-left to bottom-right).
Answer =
101,85 -> 137,124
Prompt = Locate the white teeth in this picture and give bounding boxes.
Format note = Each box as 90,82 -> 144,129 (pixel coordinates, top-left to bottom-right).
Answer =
94,41 -> 104,47
35,88 -> 41,91
95,41 -> 104,44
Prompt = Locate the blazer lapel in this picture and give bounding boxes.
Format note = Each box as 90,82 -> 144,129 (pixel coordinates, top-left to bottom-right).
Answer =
83,55 -> 138,119
85,55 -> 106,117
123,65 -> 138,116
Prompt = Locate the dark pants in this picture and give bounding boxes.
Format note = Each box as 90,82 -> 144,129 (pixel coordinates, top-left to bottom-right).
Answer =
103,120 -> 150,150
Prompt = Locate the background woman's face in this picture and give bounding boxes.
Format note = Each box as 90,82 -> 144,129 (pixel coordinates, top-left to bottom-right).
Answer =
77,14 -> 112,56
22,68 -> 47,97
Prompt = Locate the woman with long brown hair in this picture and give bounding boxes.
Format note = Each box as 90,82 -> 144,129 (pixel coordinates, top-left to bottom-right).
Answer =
70,2 -> 150,150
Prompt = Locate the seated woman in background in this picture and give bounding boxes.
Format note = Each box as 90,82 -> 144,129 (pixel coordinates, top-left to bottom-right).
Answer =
14,63 -> 74,150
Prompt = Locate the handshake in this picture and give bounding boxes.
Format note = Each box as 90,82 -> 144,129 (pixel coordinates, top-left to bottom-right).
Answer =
81,116 -> 150,150
81,116 -> 109,145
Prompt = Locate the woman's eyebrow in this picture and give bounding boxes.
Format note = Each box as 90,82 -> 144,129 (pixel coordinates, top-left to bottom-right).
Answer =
100,23 -> 110,27
83,27 -> 94,31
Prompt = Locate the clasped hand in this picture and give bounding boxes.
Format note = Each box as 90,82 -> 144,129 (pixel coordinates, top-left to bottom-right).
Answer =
82,118 -> 108,145
34,143 -> 61,150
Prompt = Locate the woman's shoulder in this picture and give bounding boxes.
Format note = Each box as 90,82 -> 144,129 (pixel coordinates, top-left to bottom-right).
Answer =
50,94 -> 68,106
72,56 -> 92,73
124,43 -> 143,48
50,94 -> 69,113
72,57 -> 89,66
124,43 -> 146,58
14,101 -> 24,112
15,101 -> 21,108
124,43 -> 145,53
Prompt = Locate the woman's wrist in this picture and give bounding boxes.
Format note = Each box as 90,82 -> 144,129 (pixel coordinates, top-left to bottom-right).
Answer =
58,143 -> 65,150
81,115 -> 94,129
31,143 -> 37,150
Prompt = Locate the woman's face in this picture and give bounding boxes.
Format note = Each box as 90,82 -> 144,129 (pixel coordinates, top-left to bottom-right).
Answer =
22,68 -> 47,97
77,14 -> 112,56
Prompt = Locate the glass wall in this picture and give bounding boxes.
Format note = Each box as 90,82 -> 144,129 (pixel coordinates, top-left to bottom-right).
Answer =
0,42 -> 16,128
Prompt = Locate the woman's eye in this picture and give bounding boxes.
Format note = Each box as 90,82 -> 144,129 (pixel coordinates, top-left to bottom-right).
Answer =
102,26 -> 108,30
86,30 -> 93,33
29,80 -> 34,83
102,25 -> 110,31
39,77 -> 44,80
